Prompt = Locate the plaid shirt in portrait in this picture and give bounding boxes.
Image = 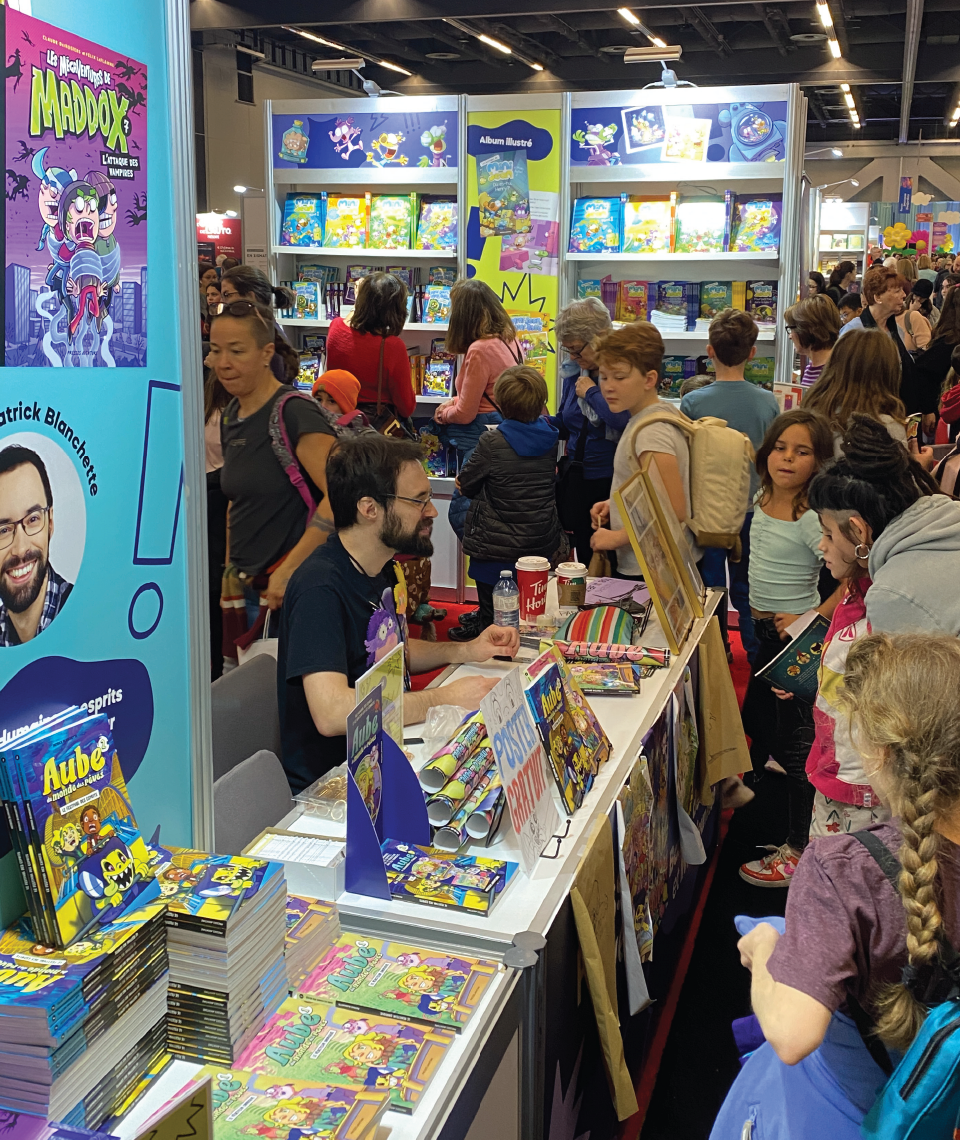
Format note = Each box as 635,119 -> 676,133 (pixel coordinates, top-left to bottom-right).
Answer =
0,564 -> 73,646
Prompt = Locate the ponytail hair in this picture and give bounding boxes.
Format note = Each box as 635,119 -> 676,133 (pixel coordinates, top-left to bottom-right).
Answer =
209,298 -> 298,382
840,632 -> 960,1049
220,264 -> 295,312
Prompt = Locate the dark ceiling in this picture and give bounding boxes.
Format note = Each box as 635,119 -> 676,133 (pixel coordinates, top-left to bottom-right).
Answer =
191,0 -> 960,143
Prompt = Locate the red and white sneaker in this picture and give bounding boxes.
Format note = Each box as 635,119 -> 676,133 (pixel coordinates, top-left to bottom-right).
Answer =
739,844 -> 800,887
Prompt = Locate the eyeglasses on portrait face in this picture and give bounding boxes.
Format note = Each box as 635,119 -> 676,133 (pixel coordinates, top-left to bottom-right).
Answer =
0,507 -> 50,551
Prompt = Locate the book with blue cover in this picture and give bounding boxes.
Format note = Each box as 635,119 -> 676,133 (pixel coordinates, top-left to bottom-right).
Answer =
380,841 -> 516,915
756,612 -> 830,702
569,197 -> 623,253
477,150 -> 530,238
280,193 -> 325,248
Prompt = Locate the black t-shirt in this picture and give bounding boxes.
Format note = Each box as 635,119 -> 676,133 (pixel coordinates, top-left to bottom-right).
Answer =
220,387 -> 334,575
277,534 -> 409,793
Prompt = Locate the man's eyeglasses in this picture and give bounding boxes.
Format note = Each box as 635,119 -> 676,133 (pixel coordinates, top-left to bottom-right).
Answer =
0,507 -> 50,550
386,494 -> 433,515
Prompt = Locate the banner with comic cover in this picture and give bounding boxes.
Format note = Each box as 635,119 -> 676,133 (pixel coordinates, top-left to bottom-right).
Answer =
4,8 -> 147,367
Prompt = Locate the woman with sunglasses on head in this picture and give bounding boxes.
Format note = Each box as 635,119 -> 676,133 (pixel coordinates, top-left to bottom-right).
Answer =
550,298 -> 629,563
218,264 -> 297,384
209,300 -> 336,637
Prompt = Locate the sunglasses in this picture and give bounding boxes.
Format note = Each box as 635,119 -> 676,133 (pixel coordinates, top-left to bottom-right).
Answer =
211,299 -> 271,330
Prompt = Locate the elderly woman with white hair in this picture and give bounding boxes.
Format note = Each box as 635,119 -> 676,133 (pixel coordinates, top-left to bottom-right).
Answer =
548,297 -> 630,563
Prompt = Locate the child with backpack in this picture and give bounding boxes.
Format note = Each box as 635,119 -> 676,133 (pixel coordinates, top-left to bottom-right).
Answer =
711,633 -> 960,1140
738,409 -> 840,887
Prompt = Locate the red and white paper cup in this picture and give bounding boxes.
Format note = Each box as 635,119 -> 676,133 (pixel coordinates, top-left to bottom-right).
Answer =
515,556 -> 550,626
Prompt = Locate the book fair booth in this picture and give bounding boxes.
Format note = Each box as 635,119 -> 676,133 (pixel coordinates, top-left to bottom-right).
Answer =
0,9 -> 807,1135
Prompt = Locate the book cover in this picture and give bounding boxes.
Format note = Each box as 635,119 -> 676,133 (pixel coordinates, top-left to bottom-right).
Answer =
577,278 -> 602,300
157,851 -> 275,927
618,754 -> 655,961
622,195 -> 675,254
745,280 -> 778,325
322,196 -> 369,249
674,197 -> 727,254
422,357 -> 454,397
235,996 -> 456,1112
569,197 -> 622,254
285,895 -> 338,950
380,841 -> 513,916
416,200 -> 458,250
731,195 -> 782,253
656,281 -> 694,319
295,933 -> 497,1033
280,195 -> 324,248
568,662 -> 640,696
192,1066 -> 389,1140
660,356 -> 689,397
524,661 -> 593,813
293,283 -> 320,322
423,285 -> 451,325
428,266 -> 456,286
699,281 -> 733,320
743,355 -> 776,387
552,651 -> 612,772
368,194 -> 414,250
616,281 -> 649,323
477,151 -> 530,238
756,612 -> 830,702
661,117 -> 712,163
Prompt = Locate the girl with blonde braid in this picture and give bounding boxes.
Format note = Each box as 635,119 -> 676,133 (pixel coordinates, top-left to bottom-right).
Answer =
710,633 -> 960,1140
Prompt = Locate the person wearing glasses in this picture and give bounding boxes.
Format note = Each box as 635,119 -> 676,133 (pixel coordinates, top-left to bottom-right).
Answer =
277,434 -> 519,793
218,264 -> 297,384
0,446 -> 72,646
783,294 -> 840,388
550,298 -> 629,564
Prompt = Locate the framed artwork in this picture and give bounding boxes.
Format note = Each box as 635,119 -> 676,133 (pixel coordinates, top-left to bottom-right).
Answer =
640,454 -> 706,618
614,470 -> 695,654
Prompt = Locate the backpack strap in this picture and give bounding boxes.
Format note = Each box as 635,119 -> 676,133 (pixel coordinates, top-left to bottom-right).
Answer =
850,829 -> 902,891
268,390 -> 318,516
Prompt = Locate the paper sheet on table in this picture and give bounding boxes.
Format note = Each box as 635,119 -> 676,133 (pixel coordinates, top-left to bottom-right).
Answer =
135,1076 -> 212,1140
571,814 -> 639,1120
614,801 -> 651,1015
698,616 -> 751,793
356,642 -> 404,749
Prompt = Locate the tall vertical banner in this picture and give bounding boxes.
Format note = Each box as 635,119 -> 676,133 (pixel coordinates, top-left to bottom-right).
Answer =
0,1 -> 201,924
465,102 -> 561,406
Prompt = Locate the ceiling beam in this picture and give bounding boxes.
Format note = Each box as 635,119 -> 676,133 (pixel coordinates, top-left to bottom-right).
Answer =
539,15 -> 605,60
900,0 -> 925,143
481,19 -> 568,69
408,19 -> 505,67
681,6 -> 732,55
752,4 -> 790,56
336,23 -> 430,64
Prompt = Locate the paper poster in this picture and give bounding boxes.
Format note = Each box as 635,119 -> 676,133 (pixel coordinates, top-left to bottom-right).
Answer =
5,7 -> 147,366
480,666 -> 559,875
346,682 -> 383,834
356,641 -> 404,749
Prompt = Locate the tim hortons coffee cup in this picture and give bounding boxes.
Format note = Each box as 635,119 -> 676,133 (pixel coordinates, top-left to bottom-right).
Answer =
515,556 -> 550,625
556,561 -> 588,612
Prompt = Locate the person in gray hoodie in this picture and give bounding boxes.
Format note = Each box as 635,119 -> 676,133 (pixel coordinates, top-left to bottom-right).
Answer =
808,414 -> 959,634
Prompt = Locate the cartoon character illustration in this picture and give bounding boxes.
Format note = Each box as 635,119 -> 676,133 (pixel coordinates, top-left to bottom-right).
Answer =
79,805 -> 109,855
353,743 -> 381,820
86,171 -> 121,318
51,823 -> 82,863
54,179 -> 107,340
279,119 -> 310,164
572,122 -> 620,165
157,864 -> 200,898
365,588 -> 401,664
31,147 -> 77,256
76,835 -> 148,915
366,132 -> 408,167
245,1097 -> 325,1139
418,124 -> 448,167
263,1084 -> 297,1102
329,118 -> 363,159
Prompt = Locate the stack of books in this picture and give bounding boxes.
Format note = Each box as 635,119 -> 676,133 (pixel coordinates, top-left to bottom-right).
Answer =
162,852 -> 287,1064
283,895 -> 340,992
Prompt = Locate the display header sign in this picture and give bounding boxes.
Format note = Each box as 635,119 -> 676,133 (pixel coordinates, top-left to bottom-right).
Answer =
272,110 -> 458,171
197,213 -> 241,262
569,100 -> 788,166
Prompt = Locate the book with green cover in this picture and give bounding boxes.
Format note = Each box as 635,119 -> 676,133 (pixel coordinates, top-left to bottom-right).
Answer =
756,612 -> 831,702
368,194 -> 414,250
673,195 -> 728,253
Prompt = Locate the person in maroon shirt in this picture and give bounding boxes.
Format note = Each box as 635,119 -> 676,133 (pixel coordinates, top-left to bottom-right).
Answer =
325,272 -> 416,425
711,632 -> 960,1140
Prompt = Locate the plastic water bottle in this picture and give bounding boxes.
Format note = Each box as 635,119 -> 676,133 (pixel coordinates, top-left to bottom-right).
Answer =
492,571 -> 520,628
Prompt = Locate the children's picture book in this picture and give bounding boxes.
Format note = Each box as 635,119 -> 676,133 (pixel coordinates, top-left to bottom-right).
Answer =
743,355 -> 776,388
322,195 -> 370,249
568,662 -> 642,696
296,933 -> 498,1033
416,199 -> 458,249
422,357 -> 455,396
661,116 -> 712,163
659,356 -> 693,397
731,195 -> 782,253
616,281 -> 649,323
569,197 -> 622,254
477,151 -> 531,238
235,996 -> 456,1112
524,659 -> 595,813
640,454 -> 706,619
346,686 -> 383,830
756,612 -> 830,702
293,282 -> 320,322
156,851 -> 276,931
296,355 -> 319,393
673,195 -> 730,254
621,105 -> 666,152
422,285 -> 451,324
280,194 -> 325,248
190,1066 -> 389,1140
380,841 -> 514,916
428,265 -> 456,286
745,280 -> 778,325
417,426 -> 447,476
368,194 -> 414,250
577,278 -> 603,300
355,644 -> 404,752
699,281 -> 736,320
655,281 -> 698,325
622,196 -> 675,254
499,219 -> 559,275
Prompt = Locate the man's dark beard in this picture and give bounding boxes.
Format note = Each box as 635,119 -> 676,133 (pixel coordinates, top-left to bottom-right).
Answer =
0,549 -> 47,613
379,507 -> 434,557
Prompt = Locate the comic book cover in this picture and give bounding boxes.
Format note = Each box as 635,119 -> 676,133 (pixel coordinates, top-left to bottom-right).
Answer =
422,285 -> 450,324
568,662 -> 640,696
11,713 -> 165,947
368,194 -> 413,250
428,265 -> 455,286
616,281 -> 649,323
552,651 -> 611,771
569,197 -> 622,254
296,933 -> 497,1033
618,755 -> 655,961
421,357 -> 454,397
745,280 -> 778,325
185,1066 -> 389,1140
4,7 -> 148,367
292,283 -> 320,321
699,281 -> 733,320
524,661 -> 597,813
157,851 -> 276,930
235,996 -> 456,1112
280,195 -> 324,248
322,196 -> 369,249
731,195 -> 782,253
673,196 -> 728,254
380,841 -> 513,916
415,199 -> 457,250
477,150 -> 530,238
622,196 -> 674,254
743,355 -> 776,389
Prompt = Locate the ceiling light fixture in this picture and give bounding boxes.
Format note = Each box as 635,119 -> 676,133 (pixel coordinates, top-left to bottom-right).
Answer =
844,92 -> 855,108
828,37 -> 842,58
478,32 -> 511,53
282,25 -> 412,76
816,1 -> 834,28
617,7 -> 641,25
840,82 -> 850,92
378,60 -> 412,74
441,17 -> 544,70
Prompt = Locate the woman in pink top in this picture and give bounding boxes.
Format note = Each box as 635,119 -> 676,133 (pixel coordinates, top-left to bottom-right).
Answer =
435,279 -> 523,538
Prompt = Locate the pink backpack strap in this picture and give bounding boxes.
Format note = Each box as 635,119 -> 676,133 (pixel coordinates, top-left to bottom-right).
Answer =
268,390 -> 318,515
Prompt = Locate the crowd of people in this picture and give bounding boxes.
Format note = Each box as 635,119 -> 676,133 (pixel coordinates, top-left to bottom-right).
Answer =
198,251 -> 960,1136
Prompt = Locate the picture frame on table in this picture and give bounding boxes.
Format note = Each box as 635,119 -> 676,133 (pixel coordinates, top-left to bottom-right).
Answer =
613,469 -> 695,654
639,454 -> 706,618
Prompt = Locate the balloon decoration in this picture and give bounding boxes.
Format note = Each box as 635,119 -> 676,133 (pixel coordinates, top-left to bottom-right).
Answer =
882,221 -> 914,254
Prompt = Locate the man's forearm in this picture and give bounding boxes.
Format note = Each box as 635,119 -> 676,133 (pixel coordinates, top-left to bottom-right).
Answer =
408,637 -> 470,674
278,510 -> 334,579
403,683 -> 468,725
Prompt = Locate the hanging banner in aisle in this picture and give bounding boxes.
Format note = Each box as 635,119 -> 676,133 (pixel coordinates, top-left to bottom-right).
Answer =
272,110 -> 459,171
899,176 -> 913,215
569,99 -> 788,167
4,7 -> 147,367
0,1 -> 198,925
466,106 -> 560,401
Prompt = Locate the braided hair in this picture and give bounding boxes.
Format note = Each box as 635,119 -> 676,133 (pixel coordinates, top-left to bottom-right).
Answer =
808,413 -> 942,539
840,632 -> 960,1049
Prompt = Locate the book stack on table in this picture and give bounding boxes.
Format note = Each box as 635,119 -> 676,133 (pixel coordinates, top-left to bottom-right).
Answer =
282,894 -> 340,992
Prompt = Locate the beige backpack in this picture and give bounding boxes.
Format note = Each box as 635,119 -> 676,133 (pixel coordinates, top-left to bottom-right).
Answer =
622,408 -> 755,556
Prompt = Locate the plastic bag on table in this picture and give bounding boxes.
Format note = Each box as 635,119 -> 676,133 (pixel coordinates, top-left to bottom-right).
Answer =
421,705 -> 472,754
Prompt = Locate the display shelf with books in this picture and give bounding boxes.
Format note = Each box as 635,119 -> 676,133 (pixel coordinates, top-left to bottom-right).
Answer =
271,247 -> 457,260
278,318 -> 449,332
